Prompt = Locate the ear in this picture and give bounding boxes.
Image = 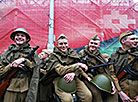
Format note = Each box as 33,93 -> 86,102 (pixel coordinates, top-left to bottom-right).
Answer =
97,41 -> 100,47
121,39 -> 126,44
120,39 -> 125,44
98,43 -> 100,47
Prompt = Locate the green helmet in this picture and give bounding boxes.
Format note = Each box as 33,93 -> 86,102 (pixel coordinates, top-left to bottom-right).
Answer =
10,28 -> 31,42
91,74 -> 112,93
57,77 -> 76,93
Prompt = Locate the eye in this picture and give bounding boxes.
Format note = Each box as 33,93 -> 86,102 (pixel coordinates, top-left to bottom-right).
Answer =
21,34 -> 25,37
16,34 -> 19,36
64,42 -> 67,45
94,43 -> 98,45
59,43 -> 63,45
130,38 -> 138,40
90,42 -> 94,44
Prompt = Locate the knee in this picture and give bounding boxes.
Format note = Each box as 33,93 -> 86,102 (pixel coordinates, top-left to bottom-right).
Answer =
83,91 -> 92,101
61,95 -> 73,102
92,88 -> 101,96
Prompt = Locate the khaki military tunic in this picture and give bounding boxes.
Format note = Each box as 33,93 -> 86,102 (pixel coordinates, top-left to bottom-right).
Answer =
44,46 -> 92,102
0,43 -> 39,102
109,47 -> 138,98
79,46 -> 118,102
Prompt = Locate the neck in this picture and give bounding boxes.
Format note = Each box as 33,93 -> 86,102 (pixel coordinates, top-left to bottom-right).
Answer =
16,44 -> 23,47
122,45 -> 130,51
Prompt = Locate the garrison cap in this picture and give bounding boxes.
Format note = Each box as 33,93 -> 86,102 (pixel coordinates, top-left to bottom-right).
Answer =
57,34 -> 68,41
91,34 -> 100,41
10,28 -> 31,42
42,49 -> 50,55
119,31 -> 134,41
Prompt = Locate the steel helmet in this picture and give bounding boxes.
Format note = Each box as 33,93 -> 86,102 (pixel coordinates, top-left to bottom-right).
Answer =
57,77 -> 76,93
10,28 -> 31,42
91,74 -> 112,93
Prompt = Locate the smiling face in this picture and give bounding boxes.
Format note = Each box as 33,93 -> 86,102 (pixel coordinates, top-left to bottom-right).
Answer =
57,38 -> 68,52
121,34 -> 138,50
39,52 -> 48,60
89,39 -> 100,52
14,33 -> 27,46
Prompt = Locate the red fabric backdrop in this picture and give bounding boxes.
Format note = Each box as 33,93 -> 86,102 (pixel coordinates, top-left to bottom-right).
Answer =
0,0 -> 138,54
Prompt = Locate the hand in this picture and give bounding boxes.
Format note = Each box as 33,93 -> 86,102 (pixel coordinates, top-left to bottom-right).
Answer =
134,96 -> 138,102
78,63 -> 88,71
18,64 -> 25,68
87,77 -> 92,82
64,72 -> 75,83
118,91 -> 132,102
10,58 -> 25,68
111,82 -> 116,94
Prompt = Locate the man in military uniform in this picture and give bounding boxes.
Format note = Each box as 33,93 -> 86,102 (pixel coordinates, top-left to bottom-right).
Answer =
38,49 -> 50,76
79,34 -> 118,102
109,31 -> 138,102
0,28 -> 40,102
39,49 -> 50,61
40,34 -> 92,102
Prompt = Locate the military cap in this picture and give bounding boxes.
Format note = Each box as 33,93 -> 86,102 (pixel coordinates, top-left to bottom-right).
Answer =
91,34 -> 100,41
42,49 -> 50,55
119,31 -> 134,41
57,34 -> 68,41
10,28 -> 31,42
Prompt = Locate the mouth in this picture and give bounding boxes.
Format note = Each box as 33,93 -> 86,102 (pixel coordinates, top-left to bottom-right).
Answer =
133,43 -> 137,46
61,47 -> 67,52
89,46 -> 97,51
16,38 -> 24,41
62,48 -> 66,50
90,46 -> 96,49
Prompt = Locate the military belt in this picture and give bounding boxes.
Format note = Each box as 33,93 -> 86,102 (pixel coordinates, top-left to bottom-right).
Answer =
13,73 -> 24,78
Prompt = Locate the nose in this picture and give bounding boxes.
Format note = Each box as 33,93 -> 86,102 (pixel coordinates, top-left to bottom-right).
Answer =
135,38 -> 138,43
91,43 -> 95,46
62,43 -> 66,47
18,35 -> 22,38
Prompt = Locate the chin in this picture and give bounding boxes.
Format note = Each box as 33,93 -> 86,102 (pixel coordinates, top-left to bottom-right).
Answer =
16,41 -> 24,44
91,48 -> 96,51
61,49 -> 67,52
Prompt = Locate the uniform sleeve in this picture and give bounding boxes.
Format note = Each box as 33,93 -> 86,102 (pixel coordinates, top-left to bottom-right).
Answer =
55,63 -> 80,76
24,59 -> 34,69
21,52 -> 38,69
0,64 -> 11,76
55,63 -> 89,78
109,64 -> 122,92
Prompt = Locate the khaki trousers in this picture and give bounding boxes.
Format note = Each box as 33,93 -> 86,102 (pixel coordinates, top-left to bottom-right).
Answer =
53,77 -> 92,102
4,90 -> 27,102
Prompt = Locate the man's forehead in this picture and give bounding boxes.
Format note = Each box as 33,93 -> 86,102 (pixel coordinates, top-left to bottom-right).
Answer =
58,38 -> 68,42
89,39 -> 100,43
57,39 -> 68,44
128,34 -> 137,38
15,32 -> 26,35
